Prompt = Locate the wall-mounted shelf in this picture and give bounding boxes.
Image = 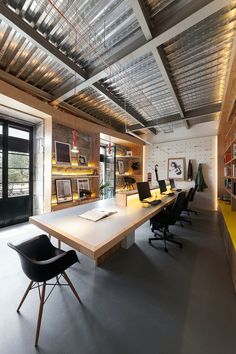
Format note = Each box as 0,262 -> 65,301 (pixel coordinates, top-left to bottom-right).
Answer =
52,164 -> 98,169
52,174 -> 99,177
224,157 -> 236,166
116,155 -> 141,159
51,196 -> 100,211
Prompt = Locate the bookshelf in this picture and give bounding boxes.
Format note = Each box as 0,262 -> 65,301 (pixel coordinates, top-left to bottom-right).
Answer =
115,145 -> 143,190
218,49 -> 236,292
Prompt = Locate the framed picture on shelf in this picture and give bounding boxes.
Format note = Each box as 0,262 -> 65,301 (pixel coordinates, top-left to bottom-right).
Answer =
55,179 -> 73,203
117,160 -> 125,175
77,178 -> 91,199
55,141 -> 71,165
167,158 -> 185,180
78,154 -> 87,166
126,151 -> 132,157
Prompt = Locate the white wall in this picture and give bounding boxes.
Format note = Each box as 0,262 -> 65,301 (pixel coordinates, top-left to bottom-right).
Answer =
145,120 -> 219,144
144,134 -> 218,211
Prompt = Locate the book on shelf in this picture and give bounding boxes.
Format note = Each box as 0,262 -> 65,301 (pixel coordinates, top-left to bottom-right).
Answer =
224,166 -> 232,177
224,152 -> 232,163
224,179 -> 232,189
233,144 -> 236,158
233,182 -> 236,195
79,208 -> 117,222
233,164 -> 236,177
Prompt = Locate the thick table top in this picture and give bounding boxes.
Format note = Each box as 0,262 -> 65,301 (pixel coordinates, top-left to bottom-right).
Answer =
30,195 -> 176,260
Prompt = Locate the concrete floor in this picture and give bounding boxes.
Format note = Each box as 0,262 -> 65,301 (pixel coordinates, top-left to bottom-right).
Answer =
0,210 -> 235,354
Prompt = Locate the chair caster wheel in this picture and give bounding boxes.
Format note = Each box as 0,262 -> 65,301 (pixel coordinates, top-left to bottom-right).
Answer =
165,248 -> 168,253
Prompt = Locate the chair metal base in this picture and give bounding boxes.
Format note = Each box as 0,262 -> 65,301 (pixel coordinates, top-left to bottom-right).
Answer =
16,271 -> 81,347
149,228 -> 183,252
180,216 -> 192,225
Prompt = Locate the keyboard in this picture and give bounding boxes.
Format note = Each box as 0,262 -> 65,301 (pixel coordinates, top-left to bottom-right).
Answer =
144,199 -> 162,206
166,192 -> 175,196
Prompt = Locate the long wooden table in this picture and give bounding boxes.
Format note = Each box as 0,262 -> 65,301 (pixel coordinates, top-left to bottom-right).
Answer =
30,194 -> 177,265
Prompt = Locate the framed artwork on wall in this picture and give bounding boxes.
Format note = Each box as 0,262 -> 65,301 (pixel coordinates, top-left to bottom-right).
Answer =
55,141 -> 71,165
78,154 -> 87,166
55,179 -> 73,203
117,160 -> 125,175
167,158 -> 185,180
77,178 -> 91,199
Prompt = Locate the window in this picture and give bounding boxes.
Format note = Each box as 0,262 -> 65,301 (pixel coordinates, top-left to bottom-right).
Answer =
8,126 -> 30,198
0,123 -> 2,198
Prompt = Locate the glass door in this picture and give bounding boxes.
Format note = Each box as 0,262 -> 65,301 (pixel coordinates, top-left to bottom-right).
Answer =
0,120 -> 33,227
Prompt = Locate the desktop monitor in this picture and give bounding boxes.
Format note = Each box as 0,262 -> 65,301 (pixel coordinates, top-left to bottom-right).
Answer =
158,180 -> 167,194
137,182 -> 151,201
169,178 -> 175,190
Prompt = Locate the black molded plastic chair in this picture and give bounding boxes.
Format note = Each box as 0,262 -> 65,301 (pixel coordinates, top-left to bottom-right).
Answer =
123,176 -> 136,190
8,234 -> 81,347
149,191 -> 186,252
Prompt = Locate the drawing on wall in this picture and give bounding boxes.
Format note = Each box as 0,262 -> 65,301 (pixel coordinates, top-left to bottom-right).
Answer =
78,154 -> 87,166
117,160 -> 125,175
167,158 -> 185,180
55,179 -> 73,203
55,141 -> 71,165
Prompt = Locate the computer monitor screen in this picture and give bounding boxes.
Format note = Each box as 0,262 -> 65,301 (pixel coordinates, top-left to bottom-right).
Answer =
159,180 -> 167,194
137,182 -> 151,201
169,178 -> 175,190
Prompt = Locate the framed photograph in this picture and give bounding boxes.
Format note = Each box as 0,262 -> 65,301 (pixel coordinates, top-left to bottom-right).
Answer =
55,141 -> 71,165
78,154 -> 87,166
55,179 -> 73,203
126,151 -> 132,157
77,178 -> 90,199
168,158 -> 185,180
117,160 -> 125,175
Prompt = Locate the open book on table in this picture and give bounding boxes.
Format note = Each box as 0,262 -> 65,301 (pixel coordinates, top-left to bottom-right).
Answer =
79,208 -> 117,222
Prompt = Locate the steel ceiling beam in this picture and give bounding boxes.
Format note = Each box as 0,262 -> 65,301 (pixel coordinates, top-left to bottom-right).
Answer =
0,69 -> 115,129
0,2 -> 148,130
51,0 -> 231,104
129,0 -> 189,128
127,103 -> 221,131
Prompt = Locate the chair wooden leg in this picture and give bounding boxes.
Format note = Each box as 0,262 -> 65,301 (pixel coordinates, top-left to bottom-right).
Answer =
17,281 -> 34,312
62,271 -> 81,304
35,282 -> 46,347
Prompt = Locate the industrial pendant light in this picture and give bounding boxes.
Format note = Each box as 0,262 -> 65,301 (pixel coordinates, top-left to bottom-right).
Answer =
71,129 -> 78,153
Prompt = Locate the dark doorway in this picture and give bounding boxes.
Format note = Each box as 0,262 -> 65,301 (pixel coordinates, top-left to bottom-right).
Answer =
0,119 -> 33,227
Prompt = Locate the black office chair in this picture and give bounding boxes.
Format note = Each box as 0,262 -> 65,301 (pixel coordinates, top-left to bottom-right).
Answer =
8,234 -> 81,347
179,188 -> 194,226
149,191 -> 186,252
185,184 -> 198,215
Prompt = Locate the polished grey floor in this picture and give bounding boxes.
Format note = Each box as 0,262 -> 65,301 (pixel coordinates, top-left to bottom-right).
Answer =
0,210 -> 235,354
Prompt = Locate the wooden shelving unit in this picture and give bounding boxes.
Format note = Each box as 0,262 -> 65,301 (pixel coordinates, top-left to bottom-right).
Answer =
51,122 -> 100,210
218,52 -> 236,292
115,145 -> 143,190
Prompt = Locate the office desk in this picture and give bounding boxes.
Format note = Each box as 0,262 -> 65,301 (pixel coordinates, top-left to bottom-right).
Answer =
30,195 -> 176,265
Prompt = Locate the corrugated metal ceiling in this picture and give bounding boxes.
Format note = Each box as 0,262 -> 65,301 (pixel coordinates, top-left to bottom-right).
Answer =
0,0 -> 235,134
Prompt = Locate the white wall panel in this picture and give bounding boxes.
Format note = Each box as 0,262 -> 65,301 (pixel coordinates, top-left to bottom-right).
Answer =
144,136 -> 217,210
